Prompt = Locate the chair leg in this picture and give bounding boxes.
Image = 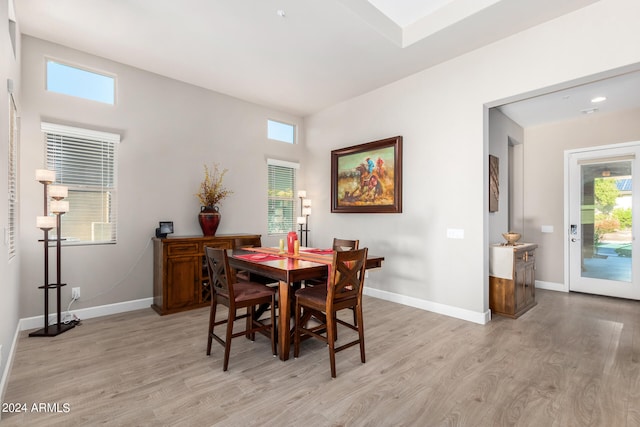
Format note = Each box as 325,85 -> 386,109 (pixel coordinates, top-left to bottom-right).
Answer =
327,310 -> 337,378
247,306 -> 256,341
356,305 -> 365,364
270,295 -> 277,356
294,300 -> 301,358
223,309 -> 234,371
207,296 -> 217,356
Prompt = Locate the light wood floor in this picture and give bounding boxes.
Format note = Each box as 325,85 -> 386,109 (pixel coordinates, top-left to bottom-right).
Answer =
2,290 -> 640,426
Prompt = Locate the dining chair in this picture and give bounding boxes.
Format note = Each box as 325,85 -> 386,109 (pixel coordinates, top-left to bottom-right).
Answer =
294,247 -> 368,378
304,238 -> 359,287
205,246 -> 277,371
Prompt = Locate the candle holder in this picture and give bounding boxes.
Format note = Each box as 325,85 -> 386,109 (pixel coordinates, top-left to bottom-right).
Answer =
29,171 -> 74,337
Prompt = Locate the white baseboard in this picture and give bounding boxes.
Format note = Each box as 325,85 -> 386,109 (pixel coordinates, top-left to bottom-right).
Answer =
535,280 -> 567,292
19,297 -> 154,332
0,323 -> 21,417
364,287 -> 491,325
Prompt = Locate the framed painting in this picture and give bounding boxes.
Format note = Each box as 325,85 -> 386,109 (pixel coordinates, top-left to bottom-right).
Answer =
489,154 -> 499,212
331,136 -> 402,213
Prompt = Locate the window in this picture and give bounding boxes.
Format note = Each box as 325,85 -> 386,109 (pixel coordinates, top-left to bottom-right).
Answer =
46,60 -> 115,105
267,119 -> 295,144
8,95 -> 17,259
267,159 -> 298,235
42,122 -> 120,245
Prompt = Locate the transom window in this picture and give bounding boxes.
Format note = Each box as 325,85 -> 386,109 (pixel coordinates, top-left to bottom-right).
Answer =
267,119 -> 295,144
46,59 -> 115,105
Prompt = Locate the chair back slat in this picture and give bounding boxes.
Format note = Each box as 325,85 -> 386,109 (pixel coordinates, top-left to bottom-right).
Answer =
328,248 -> 368,302
332,238 -> 359,252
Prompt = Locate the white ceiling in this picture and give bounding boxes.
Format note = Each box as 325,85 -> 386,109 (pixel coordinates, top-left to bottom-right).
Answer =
17,0 -> 635,124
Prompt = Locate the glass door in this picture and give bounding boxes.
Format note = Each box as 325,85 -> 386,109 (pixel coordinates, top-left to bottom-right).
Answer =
568,145 -> 639,299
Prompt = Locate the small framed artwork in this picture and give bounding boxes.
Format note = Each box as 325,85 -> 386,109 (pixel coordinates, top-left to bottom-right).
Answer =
331,136 -> 402,213
489,155 -> 499,212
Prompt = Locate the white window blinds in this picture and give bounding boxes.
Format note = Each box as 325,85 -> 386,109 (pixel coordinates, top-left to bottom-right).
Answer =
8,95 -> 18,259
41,122 -> 120,244
267,159 -> 298,235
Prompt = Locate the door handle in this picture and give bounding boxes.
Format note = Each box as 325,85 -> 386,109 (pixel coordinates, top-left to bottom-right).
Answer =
571,238 -> 579,242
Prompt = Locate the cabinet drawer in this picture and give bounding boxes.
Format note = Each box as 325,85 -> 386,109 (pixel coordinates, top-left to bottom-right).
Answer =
167,242 -> 200,256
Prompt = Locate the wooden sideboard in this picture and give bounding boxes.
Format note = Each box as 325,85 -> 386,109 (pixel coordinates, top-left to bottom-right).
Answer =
152,234 -> 262,315
489,243 -> 537,318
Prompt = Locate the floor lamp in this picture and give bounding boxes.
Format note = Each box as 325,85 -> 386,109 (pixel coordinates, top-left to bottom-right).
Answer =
30,169 -> 75,337
297,191 -> 311,247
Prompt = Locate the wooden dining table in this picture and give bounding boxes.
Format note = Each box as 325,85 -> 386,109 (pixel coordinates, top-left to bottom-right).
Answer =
227,247 -> 384,360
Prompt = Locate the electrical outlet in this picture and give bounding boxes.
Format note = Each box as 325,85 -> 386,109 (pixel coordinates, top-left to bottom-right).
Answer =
71,287 -> 80,299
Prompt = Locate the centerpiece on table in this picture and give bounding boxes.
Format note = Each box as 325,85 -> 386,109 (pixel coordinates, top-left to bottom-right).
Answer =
196,163 -> 233,236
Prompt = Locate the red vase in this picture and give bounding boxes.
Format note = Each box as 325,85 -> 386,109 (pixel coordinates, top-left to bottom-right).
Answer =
287,231 -> 298,254
199,206 -> 221,236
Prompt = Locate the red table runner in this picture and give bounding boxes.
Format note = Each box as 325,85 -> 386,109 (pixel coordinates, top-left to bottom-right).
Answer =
234,253 -> 284,262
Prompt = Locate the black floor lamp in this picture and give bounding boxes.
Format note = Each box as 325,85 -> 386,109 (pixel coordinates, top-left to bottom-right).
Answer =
30,169 -> 75,337
297,191 -> 311,247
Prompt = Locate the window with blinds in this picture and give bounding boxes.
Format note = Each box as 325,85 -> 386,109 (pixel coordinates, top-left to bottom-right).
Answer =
8,95 -> 18,259
42,122 -> 120,245
267,159 -> 298,235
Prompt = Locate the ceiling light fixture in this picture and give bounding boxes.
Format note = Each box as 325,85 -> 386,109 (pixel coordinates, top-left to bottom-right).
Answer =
277,9 -> 286,18
580,107 -> 599,115
591,96 -> 607,103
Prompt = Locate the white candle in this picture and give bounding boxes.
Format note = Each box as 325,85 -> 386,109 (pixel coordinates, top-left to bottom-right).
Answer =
37,215 -> 56,229
35,169 -> 55,183
297,190 -> 307,198
297,216 -> 306,225
48,185 -> 68,200
50,200 -> 69,213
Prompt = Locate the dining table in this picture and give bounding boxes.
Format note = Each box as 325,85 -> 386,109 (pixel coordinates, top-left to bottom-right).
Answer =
227,246 -> 384,360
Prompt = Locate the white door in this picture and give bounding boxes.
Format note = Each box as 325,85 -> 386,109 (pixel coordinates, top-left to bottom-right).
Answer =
568,143 -> 639,299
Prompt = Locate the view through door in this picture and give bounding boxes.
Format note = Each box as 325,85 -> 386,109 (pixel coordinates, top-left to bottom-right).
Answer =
568,143 -> 639,299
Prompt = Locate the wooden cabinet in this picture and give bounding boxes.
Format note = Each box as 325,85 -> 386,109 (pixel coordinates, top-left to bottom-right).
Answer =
489,243 -> 537,318
152,234 -> 261,315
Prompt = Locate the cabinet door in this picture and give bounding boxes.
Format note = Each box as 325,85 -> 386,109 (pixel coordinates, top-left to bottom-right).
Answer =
166,256 -> 199,310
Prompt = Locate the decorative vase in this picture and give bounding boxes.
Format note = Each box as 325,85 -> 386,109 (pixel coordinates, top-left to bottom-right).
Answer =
287,231 -> 298,254
199,206 -> 221,236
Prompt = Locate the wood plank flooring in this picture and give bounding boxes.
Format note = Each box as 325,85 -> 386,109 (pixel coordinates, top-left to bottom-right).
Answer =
2,290 -> 640,426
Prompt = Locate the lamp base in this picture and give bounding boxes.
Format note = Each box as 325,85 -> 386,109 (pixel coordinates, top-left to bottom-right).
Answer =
28,322 -> 75,337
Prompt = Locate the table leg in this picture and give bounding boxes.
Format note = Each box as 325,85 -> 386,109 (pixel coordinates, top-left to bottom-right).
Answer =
278,280 -> 291,360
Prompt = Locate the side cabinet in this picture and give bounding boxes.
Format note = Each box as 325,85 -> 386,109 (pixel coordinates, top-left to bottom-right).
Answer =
489,243 -> 537,319
152,234 -> 261,315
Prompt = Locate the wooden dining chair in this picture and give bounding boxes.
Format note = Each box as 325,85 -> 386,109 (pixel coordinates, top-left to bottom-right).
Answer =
205,246 -> 277,371
294,247 -> 368,378
304,238 -> 359,287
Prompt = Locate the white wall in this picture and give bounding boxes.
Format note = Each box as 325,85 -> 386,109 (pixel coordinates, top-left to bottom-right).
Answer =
0,0 -> 21,404
19,36 -> 305,318
304,0 -> 640,319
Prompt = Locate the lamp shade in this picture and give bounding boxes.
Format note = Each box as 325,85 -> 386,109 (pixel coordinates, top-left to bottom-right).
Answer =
297,216 -> 306,225
297,190 -> 307,198
35,169 -> 55,183
302,207 -> 311,216
37,215 -> 56,229
50,200 -> 69,213
48,185 -> 68,200
302,198 -> 312,207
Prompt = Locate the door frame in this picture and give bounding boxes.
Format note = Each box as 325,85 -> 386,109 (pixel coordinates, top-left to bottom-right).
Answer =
564,140 -> 640,294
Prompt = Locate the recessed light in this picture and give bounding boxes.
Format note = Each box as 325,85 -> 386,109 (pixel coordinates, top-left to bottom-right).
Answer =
581,107 -> 599,114
277,9 -> 286,17
591,96 -> 607,103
